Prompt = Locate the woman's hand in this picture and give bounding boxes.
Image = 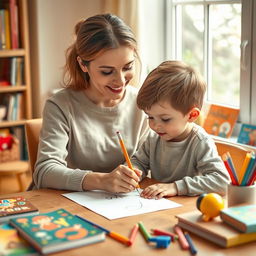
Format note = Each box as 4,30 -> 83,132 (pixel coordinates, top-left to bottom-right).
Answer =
82,165 -> 142,193
140,183 -> 178,199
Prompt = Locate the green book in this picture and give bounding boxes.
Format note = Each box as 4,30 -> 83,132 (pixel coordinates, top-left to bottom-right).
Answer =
220,205 -> 256,233
9,208 -> 106,254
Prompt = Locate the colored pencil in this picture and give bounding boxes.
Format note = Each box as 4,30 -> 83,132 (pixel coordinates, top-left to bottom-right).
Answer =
247,168 -> 256,186
138,221 -> 152,241
108,231 -> 130,245
222,154 -> 238,185
151,228 -> 178,241
174,225 -> 189,250
238,152 -> 251,184
128,224 -> 139,246
184,232 -> 198,255
116,131 -> 140,189
241,153 -> 255,186
226,152 -> 239,184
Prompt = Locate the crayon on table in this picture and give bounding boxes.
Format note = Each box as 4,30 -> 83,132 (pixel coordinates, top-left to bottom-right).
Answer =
184,232 -> 197,255
174,225 -> 189,250
109,231 -> 130,245
184,232 -> 198,255
128,224 -> 139,246
116,131 -> 140,190
138,221 -> 152,241
151,228 -> 178,241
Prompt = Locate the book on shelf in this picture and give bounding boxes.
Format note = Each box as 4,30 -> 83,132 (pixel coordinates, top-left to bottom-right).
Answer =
0,197 -> 39,223
9,0 -> 19,49
9,208 -> 106,255
202,104 -> 240,138
220,205 -> 256,233
0,58 -> 11,86
237,123 -> 256,147
0,222 -> 39,256
175,210 -> 256,248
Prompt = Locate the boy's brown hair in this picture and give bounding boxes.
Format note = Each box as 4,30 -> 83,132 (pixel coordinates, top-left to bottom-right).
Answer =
137,60 -> 206,115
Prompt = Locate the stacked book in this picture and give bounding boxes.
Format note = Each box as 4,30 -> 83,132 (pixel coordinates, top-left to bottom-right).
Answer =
176,204 -> 256,248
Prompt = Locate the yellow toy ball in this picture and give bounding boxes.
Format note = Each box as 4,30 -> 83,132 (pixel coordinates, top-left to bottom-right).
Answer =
196,193 -> 225,221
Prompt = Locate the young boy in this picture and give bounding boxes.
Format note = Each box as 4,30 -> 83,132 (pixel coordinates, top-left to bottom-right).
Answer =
131,61 -> 230,199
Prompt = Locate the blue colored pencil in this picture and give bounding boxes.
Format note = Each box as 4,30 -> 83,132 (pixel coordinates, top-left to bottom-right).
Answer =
184,232 -> 197,255
226,152 -> 239,184
246,157 -> 256,185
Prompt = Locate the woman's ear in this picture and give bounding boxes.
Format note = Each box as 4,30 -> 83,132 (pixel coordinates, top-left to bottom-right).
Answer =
77,56 -> 88,73
188,107 -> 200,122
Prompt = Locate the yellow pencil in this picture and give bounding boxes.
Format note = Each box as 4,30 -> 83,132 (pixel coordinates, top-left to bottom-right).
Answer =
116,131 -> 140,189
238,152 -> 252,185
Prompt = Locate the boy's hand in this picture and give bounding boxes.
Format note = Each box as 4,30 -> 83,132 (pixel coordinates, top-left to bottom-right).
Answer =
140,183 -> 178,199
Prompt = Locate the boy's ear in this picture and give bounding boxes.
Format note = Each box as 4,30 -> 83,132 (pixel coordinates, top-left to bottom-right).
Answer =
77,56 -> 88,73
188,107 -> 200,122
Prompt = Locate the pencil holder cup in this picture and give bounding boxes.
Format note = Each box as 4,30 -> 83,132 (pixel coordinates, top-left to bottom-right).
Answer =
227,183 -> 256,207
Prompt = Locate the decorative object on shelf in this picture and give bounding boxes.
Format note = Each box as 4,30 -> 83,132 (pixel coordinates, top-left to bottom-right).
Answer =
203,104 -> 239,138
237,123 -> 256,147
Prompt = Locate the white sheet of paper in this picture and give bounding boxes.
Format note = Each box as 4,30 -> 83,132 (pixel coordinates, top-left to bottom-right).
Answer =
62,190 -> 181,220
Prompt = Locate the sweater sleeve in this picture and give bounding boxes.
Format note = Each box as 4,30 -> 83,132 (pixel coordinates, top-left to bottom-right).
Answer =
175,137 -> 230,196
33,100 -> 90,191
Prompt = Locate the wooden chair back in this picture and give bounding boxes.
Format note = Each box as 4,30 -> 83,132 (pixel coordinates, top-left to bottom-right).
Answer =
25,118 -> 42,174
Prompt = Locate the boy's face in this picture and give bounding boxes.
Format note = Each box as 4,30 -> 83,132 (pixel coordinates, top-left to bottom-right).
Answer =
145,101 -> 192,142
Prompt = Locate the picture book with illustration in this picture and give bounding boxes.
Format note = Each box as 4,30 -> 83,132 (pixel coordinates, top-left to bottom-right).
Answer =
0,223 -> 38,256
203,104 -> 239,138
220,205 -> 256,233
237,123 -> 256,147
176,210 -> 256,248
0,197 -> 39,223
9,208 -> 106,254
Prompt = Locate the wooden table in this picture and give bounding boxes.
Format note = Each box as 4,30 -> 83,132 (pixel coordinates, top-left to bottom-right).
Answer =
3,178 -> 255,256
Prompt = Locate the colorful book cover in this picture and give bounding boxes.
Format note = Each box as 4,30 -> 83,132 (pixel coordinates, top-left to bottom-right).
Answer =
237,123 -> 256,147
0,223 -> 38,255
203,104 -> 239,138
9,208 -> 106,254
176,210 -> 256,248
0,197 -> 39,223
220,205 -> 256,233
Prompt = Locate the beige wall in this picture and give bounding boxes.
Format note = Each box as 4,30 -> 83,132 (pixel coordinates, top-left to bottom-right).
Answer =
28,0 -> 103,117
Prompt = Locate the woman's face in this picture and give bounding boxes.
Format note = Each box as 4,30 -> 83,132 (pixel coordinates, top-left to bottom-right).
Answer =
80,46 -> 135,107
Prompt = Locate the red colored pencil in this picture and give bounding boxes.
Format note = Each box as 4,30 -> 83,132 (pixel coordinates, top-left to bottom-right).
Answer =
151,228 -> 178,241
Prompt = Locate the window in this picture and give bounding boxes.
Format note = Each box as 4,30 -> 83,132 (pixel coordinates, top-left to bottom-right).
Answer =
138,0 -> 256,125
166,0 -> 256,124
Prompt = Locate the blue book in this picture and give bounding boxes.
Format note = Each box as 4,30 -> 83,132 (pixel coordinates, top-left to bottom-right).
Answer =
237,123 -> 256,147
220,205 -> 256,233
9,208 -> 106,254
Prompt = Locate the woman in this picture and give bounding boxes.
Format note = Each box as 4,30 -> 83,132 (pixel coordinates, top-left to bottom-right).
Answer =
33,14 -> 149,193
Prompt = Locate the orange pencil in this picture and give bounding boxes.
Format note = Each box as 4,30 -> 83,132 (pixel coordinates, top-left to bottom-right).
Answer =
238,152 -> 251,184
116,131 -> 140,189
109,231 -> 130,245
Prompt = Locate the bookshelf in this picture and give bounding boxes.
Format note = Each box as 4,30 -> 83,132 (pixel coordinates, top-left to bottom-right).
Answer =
0,0 -> 31,160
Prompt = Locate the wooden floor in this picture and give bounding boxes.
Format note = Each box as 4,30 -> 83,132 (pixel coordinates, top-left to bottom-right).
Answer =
0,171 -> 32,195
